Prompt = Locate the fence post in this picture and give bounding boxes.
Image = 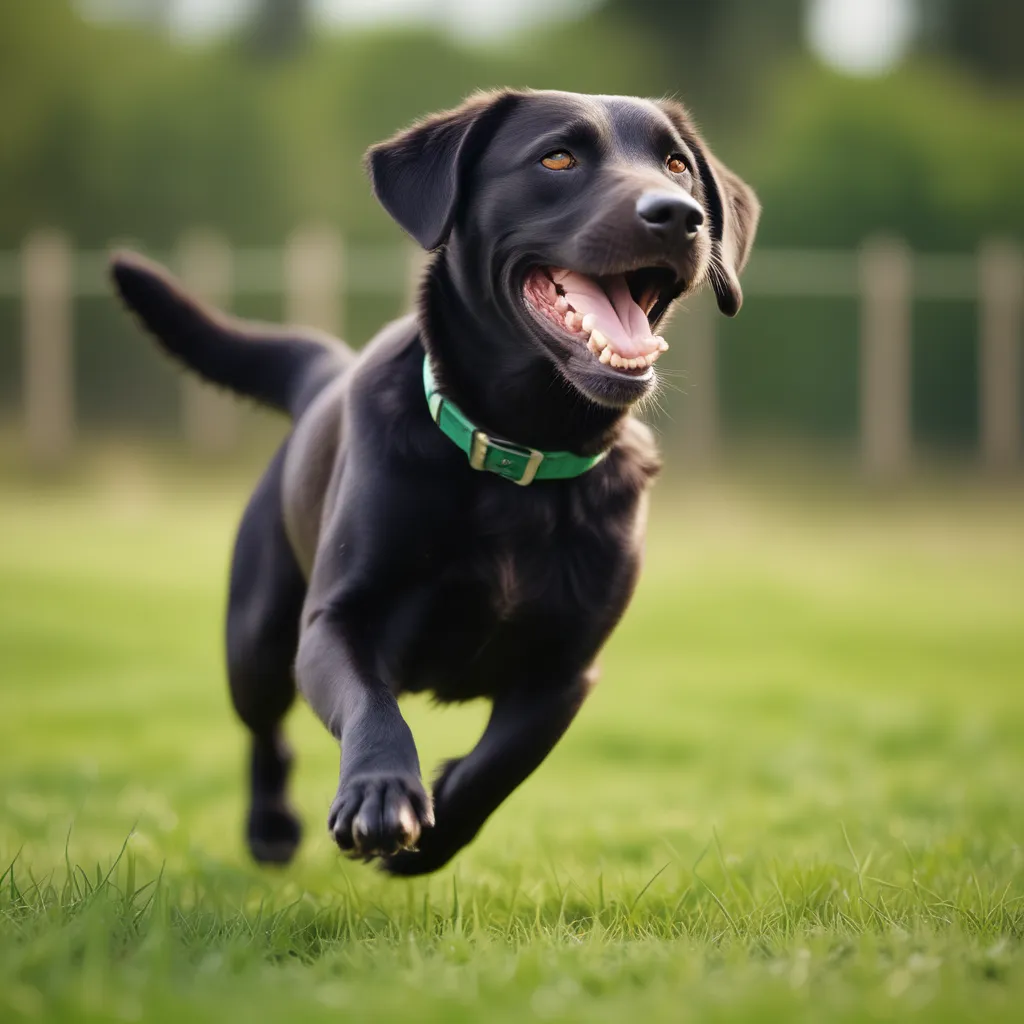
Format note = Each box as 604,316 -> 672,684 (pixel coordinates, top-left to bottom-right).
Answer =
859,237 -> 912,480
285,224 -> 343,334
22,230 -> 74,466
178,228 -> 238,455
679,291 -> 718,462
978,240 -> 1022,471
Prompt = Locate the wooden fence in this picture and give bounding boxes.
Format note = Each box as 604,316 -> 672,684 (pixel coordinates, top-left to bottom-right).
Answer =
1,228 -> 1021,477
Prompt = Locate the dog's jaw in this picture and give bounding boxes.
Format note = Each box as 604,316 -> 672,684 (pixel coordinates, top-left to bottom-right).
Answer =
518,264 -> 686,408
523,267 -> 670,372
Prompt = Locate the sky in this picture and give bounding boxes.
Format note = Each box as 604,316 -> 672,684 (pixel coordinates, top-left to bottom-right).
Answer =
78,0 -> 920,74
806,0 -> 917,75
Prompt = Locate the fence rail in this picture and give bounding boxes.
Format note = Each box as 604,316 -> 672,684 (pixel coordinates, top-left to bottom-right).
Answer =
0,245 -> 992,302
3,228 -> 1021,477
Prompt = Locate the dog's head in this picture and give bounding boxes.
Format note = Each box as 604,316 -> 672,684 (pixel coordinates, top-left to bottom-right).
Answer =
367,89 -> 759,409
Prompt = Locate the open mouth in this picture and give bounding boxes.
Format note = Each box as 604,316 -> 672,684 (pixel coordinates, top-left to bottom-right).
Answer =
523,266 -> 676,372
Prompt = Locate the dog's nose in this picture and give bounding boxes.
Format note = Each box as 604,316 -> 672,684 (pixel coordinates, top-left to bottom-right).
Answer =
636,191 -> 704,240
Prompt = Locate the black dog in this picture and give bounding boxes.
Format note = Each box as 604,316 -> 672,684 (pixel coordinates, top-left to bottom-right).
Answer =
111,89 -> 758,875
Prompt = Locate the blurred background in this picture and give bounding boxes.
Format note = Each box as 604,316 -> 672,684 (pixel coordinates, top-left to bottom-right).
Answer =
1,0 -> 1021,476
1,3 -> 1023,954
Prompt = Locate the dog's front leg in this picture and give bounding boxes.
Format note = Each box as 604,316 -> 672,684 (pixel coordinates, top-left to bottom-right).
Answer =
382,672 -> 594,875
296,604 -> 433,859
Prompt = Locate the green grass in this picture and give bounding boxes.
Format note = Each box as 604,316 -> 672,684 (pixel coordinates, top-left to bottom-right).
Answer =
1,463 -> 1022,1022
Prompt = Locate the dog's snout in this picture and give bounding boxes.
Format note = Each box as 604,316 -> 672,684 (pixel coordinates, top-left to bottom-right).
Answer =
636,191 -> 704,240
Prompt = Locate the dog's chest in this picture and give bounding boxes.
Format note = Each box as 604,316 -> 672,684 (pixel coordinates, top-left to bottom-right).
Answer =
389,486 -> 645,700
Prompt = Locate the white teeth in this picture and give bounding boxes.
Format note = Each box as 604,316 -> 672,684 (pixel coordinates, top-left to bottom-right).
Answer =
656,336 -> 669,352
564,310 -> 576,330
590,328 -> 608,350
555,296 -> 569,312
591,342 -> 661,370
586,339 -> 661,371
581,313 -> 598,334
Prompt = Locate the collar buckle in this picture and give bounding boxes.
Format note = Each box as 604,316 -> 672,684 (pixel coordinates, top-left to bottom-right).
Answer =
470,430 -> 545,486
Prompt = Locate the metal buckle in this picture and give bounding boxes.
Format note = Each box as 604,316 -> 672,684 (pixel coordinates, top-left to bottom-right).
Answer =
512,446 -> 544,486
469,429 -> 490,470
469,430 -> 544,486
428,393 -> 444,423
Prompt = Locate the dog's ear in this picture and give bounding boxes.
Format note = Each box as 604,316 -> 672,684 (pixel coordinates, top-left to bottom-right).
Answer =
366,90 -> 522,251
658,100 -> 760,316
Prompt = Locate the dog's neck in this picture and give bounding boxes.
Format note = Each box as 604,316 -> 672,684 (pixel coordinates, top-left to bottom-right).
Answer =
418,247 -> 625,457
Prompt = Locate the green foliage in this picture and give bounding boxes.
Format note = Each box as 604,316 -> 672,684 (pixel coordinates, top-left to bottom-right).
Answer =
1,471 -> 1023,1021
708,60 -> 1024,446
753,60 -> 1024,249
0,3 -> 1021,447
0,4 -> 655,248
599,0 -> 805,122
918,0 -> 1024,85
0,4 -> 291,246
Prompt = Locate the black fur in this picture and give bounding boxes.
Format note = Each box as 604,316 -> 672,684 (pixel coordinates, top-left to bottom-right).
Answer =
111,88 -> 758,874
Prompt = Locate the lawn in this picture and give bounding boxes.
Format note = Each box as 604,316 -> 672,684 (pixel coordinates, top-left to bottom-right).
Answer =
1,460 -> 1022,1022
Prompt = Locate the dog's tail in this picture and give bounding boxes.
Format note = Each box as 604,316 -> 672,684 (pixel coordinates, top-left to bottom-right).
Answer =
110,251 -> 353,420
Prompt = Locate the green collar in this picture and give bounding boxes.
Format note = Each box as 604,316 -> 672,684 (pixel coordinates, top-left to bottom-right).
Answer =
422,356 -> 607,486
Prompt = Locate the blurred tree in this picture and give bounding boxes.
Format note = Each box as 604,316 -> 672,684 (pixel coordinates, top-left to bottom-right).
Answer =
2,0 -> 1021,442
244,0 -> 309,58
919,0 -> 1024,84
597,0 -> 804,122
753,62 -> 1024,249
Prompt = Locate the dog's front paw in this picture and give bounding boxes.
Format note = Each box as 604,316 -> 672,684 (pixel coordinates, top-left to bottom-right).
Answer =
379,758 -> 475,876
380,841 -> 455,877
328,773 -> 433,859
379,815 -> 483,876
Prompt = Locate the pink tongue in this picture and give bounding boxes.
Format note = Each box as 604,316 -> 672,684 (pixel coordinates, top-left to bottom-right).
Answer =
551,269 -> 656,358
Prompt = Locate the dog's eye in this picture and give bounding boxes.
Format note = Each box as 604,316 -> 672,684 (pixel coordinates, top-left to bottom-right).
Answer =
667,154 -> 690,175
541,151 -> 576,171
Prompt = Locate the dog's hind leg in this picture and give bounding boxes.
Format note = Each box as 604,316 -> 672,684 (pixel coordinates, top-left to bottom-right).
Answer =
226,442 -> 307,865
